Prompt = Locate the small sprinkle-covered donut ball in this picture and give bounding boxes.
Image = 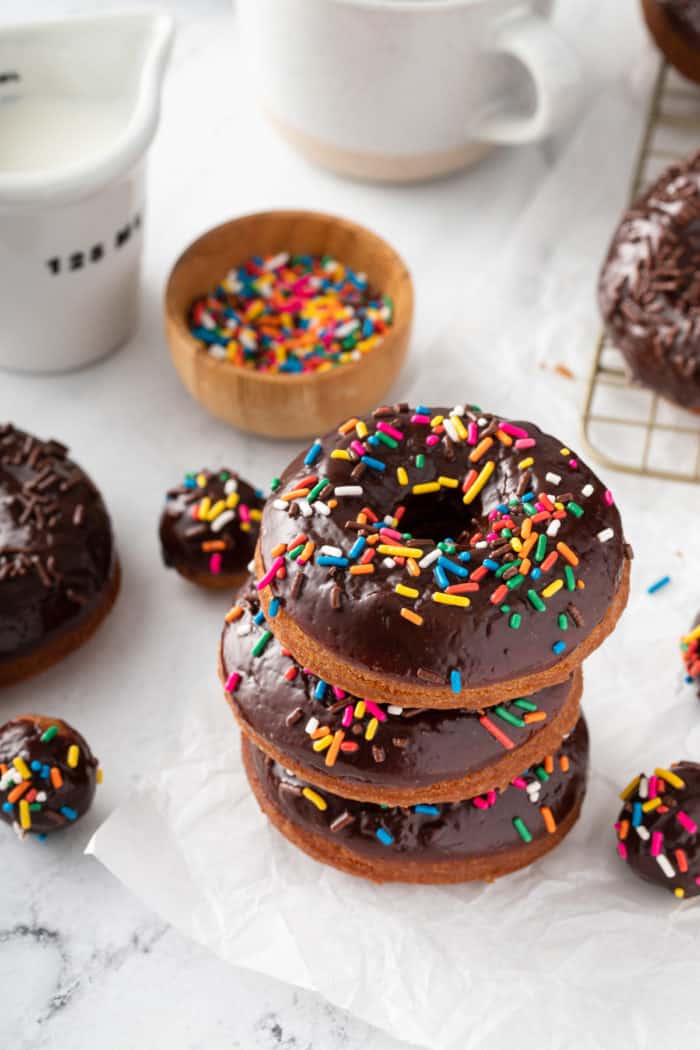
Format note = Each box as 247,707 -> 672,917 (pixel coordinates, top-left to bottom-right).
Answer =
615,762 -> 700,899
0,716 -> 100,839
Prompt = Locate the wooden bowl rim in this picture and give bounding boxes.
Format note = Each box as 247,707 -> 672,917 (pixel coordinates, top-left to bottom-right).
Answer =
164,208 -> 414,387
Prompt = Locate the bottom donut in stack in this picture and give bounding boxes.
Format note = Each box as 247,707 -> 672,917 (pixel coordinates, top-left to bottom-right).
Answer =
219,587 -> 589,884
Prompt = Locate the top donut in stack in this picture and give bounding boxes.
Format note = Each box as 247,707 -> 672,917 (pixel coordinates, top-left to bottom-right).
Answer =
254,403 -> 631,709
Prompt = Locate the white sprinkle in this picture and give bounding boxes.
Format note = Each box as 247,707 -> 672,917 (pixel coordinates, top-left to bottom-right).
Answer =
36,791 -> 47,803
13,822 -> 25,840
451,405 -> 465,417
443,418 -> 460,443
546,519 -> 561,538
273,499 -> 288,511
320,545 -> 343,557
211,509 -> 236,532
581,483 -> 594,498
315,501 -> 331,516
305,717 -> 319,736
200,311 -> 216,330
240,330 -> 257,350
335,319 -> 359,339
208,345 -> 227,360
636,825 -> 650,841
224,478 -> 238,495
298,499 -> 313,518
545,472 -> 561,486
656,854 -> 675,878
419,549 -> 441,569
335,485 -> 363,497
247,558 -> 255,573
387,705 -> 403,716
477,417 -> 488,426
597,528 -> 614,543
382,557 -> 396,569
383,514 -> 395,526
264,251 -> 289,271
475,540 -> 488,549
638,776 -> 649,800
351,350 -> 362,361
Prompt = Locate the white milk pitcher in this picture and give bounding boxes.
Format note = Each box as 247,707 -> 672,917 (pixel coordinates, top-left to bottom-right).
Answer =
0,11 -> 174,373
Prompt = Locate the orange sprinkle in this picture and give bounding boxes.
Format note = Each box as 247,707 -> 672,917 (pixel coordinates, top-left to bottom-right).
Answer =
541,806 -> 557,833
202,540 -> 226,552
297,541 -> 315,563
359,548 -> 376,563
311,725 -> 331,740
494,428 -> 513,446
462,469 -> 478,493
281,488 -> 310,501
469,437 -> 494,463
521,518 -> 533,539
400,608 -> 423,626
541,551 -> 558,572
676,849 -> 689,873
519,534 -> 538,559
225,605 -> 243,623
406,558 -> 420,577
7,781 -> 29,804
618,819 -> 630,841
490,584 -> 508,605
288,534 -> 308,550
325,730 -> 345,767
271,542 -> 288,557
350,563 -> 374,575
479,715 -> 514,750
577,579 -> 585,590
366,533 -> 380,546
544,754 -> 554,773
338,417 -> 358,434
559,754 -> 570,772
520,558 -> 532,576
556,542 -> 579,566
50,767 -> 63,789
524,711 -> 547,724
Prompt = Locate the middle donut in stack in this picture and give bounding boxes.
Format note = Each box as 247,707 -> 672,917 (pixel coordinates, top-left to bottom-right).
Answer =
220,402 -> 631,883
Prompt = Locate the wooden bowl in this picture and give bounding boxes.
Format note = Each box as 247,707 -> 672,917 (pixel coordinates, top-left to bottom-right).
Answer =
164,210 -> 414,439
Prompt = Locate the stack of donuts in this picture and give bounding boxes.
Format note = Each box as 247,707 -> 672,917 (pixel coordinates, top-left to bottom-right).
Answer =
219,402 -> 631,883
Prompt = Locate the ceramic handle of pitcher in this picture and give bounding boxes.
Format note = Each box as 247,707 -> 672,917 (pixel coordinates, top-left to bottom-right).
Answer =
473,12 -> 580,144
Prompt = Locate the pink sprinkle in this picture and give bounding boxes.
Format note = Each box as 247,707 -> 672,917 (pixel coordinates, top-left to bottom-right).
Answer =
499,422 -> 529,438
569,458 -> 578,469
239,503 -> 250,522
695,877 -> 700,885
472,796 -> 489,810
487,509 -> 499,522
486,532 -> 499,542
604,489 -> 614,506
677,811 -> 698,834
617,842 -> 628,860
467,422 -> 478,445
350,440 -> 365,457
225,671 -> 240,693
426,434 -> 440,446
210,553 -> 222,575
486,790 -> 497,806
341,705 -> 354,728
364,700 -> 387,722
512,776 -> 527,789
648,775 -> 657,799
256,555 -> 284,590
380,527 -> 403,541
651,830 -> 664,857
411,414 -> 431,425
332,686 -> 346,700
377,421 -> 404,441
514,437 -> 536,449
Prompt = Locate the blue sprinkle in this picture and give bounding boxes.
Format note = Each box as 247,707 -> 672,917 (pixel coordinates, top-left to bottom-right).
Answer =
314,680 -> 328,701
60,806 -> 78,821
497,503 -> 509,513
317,556 -> 349,567
30,760 -> 41,772
552,640 -> 566,655
268,598 -> 280,618
632,801 -> 643,827
530,567 -> 542,580
434,564 -> 449,590
348,536 -> 366,560
367,434 -> 380,447
647,576 -> 671,595
37,833 -> 47,842
416,404 -> 430,415
375,827 -> 394,846
304,440 -> 322,467
458,551 -> 472,562
414,804 -> 440,816
41,765 -> 50,780
438,556 -> 469,578
450,669 -> 462,694
361,455 -> 386,473
253,610 -> 266,626
482,558 -> 500,572
2,802 -> 13,813
522,491 -> 535,502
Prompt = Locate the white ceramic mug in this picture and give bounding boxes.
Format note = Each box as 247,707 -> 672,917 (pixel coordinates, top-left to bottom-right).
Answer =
237,0 -> 580,182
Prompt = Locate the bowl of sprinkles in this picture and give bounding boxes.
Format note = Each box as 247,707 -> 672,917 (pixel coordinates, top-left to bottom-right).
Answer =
165,210 -> 413,438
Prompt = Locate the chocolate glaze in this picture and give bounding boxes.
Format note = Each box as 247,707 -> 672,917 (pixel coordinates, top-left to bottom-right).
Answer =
0,424 -> 116,667
258,405 -> 627,692
599,150 -> 700,411
160,469 -> 263,582
222,586 -> 578,793
0,716 -> 98,837
248,716 -> 589,863
658,0 -> 700,47
616,761 -> 700,898
681,611 -> 700,697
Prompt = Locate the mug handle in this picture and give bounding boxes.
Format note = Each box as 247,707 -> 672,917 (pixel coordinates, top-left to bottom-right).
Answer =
472,11 -> 580,144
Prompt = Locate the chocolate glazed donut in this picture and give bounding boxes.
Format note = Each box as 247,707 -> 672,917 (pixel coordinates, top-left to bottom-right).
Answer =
0,424 -> 118,687
642,0 -> 700,83
255,404 -> 630,709
599,149 -> 700,411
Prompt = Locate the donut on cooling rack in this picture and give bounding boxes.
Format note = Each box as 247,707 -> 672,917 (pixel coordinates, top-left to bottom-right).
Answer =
642,0 -> 700,83
599,150 -> 700,413
254,403 -> 631,709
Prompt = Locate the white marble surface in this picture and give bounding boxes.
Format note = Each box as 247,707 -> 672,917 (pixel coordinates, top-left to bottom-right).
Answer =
0,2 -> 662,1048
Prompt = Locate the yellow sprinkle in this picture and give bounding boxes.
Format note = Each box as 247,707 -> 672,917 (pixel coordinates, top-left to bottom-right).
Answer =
412,483 -> 440,495
250,509 -> 262,521
198,496 -> 211,518
331,449 -> 351,460
450,415 -> 467,439
67,745 -> 80,768
438,476 -> 459,488
397,466 -> 409,485
196,473 -> 207,488
462,461 -> 495,505
355,700 -> 366,719
377,544 -> 424,558
13,757 -> 31,780
510,537 -> 523,553
683,625 -> 700,644
542,579 -> 563,599
400,608 -> 424,626
312,735 -> 333,752
356,420 -> 368,439
96,768 -> 104,784
395,584 -> 419,599
226,491 -> 240,509
560,447 -> 571,456
430,414 -> 444,427
302,787 -> 327,811
207,499 -> 226,521
19,799 -> 31,830
675,887 -> 686,899
240,522 -> 251,533
518,457 -> 534,470
655,767 -> 686,790
432,592 -> 471,608
365,717 -> 379,741
642,797 -> 662,813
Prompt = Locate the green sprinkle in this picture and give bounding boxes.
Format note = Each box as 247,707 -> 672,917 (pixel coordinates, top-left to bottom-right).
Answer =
219,471 -> 230,481
522,502 -> 537,517
564,565 -> 576,591
375,431 -> 398,449
270,477 -> 281,492
307,478 -> 329,502
494,704 -> 525,728
416,453 -> 425,469
29,803 -> 42,811
496,558 -> 521,578
500,604 -> 510,613
40,726 -> 58,743
568,501 -> 584,518
558,612 -> 568,631
535,766 -> 550,782
527,589 -> 546,612
513,698 -> 537,712
509,612 -> 522,629
513,817 -> 532,843
535,534 -> 548,562
502,528 -> 513,538
252,630 -> 272,658
287,544 -> 305,559
506,573 -> 525,590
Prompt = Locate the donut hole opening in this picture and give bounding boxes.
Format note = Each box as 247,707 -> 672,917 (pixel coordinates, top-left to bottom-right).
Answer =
398,490 -> 475,545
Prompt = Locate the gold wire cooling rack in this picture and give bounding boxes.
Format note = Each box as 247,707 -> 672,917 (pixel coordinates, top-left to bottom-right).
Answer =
581,61 -> 700,484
